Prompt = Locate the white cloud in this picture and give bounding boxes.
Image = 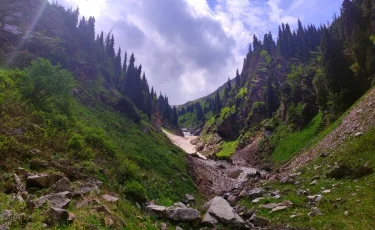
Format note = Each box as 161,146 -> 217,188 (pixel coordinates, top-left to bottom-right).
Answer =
52,0 -> 341,104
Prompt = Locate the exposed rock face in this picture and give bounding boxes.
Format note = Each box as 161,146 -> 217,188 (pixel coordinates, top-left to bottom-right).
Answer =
201,196 -> 244,227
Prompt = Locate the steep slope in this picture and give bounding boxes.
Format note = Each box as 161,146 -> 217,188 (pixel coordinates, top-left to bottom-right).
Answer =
0,62 -> 201,229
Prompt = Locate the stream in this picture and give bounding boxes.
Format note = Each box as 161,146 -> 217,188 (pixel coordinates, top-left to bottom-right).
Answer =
163,130 -> 259,198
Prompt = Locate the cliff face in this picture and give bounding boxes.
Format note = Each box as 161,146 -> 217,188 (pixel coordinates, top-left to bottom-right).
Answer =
196,49 -> 319,164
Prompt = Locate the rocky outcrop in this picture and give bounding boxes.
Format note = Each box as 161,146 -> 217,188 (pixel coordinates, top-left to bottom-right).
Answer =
33,191 -> 71,209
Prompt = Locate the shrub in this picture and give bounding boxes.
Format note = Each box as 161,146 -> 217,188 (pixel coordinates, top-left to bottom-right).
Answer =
124,180 -> 146,202
77,147 -> 96,160
22,58 -> 75,109
68,133 -> 86,151
116,159 -> 139,183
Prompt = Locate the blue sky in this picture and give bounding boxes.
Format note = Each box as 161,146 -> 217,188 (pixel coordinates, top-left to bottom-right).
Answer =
54,0 -> 343,104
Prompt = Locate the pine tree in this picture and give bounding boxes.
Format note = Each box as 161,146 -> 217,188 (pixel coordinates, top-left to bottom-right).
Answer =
213,91 -> 222,114
224,77 -> 232,98
114,47 -> 122,85
253,34 -> 262,52
235,69 -> 241,88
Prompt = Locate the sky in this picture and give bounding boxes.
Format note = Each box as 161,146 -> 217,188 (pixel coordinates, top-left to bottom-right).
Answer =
53,0 -> 342,105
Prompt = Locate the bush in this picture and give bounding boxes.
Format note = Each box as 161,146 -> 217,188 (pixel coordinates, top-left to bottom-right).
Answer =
77,147 -> 96,160
116,159 -> 139,183
22,58 -> 75,109
68,133 -> 86,151
124,180 -> 146,202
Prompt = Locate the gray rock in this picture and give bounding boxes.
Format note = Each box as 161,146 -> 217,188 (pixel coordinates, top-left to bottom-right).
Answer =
271,190 -> 280,196
202,196 -> 244,225
250,214 -> 269,227
271,206 -> 288,212
166,207 -> 200,222
247,188 -> 264,200
102,194 -> 119,202
0,225 -> 9,230
76,199 -> 101,209
145,205 -> 167,217
26,174 -> 63,189
307,194 -> 323,204
354,132 -> 363,137
0,210 -> 12,221
260,203 -> 279,209
14,174 -> 25,193
48,207 -> 69,224
184,194 -> 195,203
311,207 -> 323,216
310,180 -> 318,185
160,222 -> 167,230
173,202 -> 187,208
201,212 -> 218,226
252,197 -> 265,204
175,227 -> 183,230
49,177 -> 71,193
34,192 -> 71,209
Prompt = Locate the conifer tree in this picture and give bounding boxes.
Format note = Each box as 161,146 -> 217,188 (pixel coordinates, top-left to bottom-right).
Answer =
235,69 -> 241,88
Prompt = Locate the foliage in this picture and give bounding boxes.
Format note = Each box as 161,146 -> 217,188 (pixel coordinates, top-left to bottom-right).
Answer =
216,139 -> 239,158
271,113 -> 322,164
125,180 -> 147,202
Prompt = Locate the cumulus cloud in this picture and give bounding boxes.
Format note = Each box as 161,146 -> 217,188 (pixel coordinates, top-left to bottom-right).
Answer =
52,0 -> 342,104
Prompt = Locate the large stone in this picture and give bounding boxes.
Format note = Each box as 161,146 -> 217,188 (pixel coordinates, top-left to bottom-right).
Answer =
145,205 -> 167,217
26,174 -> 63,189
48,207 -> 69,224
49,177 -> 71,193
102,194 -> 119,202
76,199 -> 101,209
33,192 -> 71,209
202,196 -> 244,225
14,174 -> 25,193
247,188 -> 264,200
166,207 -> 200,222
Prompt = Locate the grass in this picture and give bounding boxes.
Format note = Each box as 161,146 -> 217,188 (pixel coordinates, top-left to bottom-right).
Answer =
216,139 -> 239,158
271,113 -> 322,164
0,63 -> 202,229
241,127 -> 375,229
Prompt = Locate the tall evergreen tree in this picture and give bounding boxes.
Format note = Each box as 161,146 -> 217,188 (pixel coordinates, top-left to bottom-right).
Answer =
235,69 -> 241,88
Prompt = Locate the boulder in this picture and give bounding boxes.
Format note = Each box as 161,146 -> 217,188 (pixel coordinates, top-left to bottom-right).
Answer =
102,194 -> 119,202
48,207 -> 69,224
49,177 -> 71,193
166,207 -> 200,223
33,192 -> 71,209
26,174 -> 63,189
176,227 -> 183,230
247,188 -> 264,200
202,196 -> 244,226
145,205 -> 167,217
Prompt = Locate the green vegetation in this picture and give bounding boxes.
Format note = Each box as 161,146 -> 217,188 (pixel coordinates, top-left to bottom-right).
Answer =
241,127 -> 375,229
236,87 -> 248,99
0,60 -> 201,229
271,113 -> 322,164
216,139 -> 239,158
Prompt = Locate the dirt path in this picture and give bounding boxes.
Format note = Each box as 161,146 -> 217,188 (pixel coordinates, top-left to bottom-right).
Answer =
163,130 -> 260,198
